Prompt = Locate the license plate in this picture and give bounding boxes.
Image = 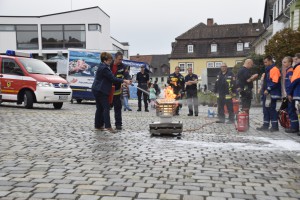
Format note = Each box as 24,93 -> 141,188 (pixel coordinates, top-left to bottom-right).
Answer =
59,95 -> 68,100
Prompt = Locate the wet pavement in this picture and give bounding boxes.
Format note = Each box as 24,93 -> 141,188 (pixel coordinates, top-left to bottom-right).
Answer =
0,100 -> 299,200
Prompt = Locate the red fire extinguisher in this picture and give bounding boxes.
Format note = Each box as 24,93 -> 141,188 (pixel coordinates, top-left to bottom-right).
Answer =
108,85 -> 115,104
236,111 -> 249,132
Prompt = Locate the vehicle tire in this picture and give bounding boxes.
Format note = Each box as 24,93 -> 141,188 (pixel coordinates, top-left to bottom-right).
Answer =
24,90 -> 34,109
53,102 -> 63,109
76,99 -> 82,104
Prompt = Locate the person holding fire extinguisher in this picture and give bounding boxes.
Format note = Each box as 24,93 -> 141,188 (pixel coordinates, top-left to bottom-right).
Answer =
92,52 -> 132,133
214,63 -> 235,124
257,55 -> 281,132
167,66 -> 185,115
287,53 -> 300,135
110,52 -> 131,130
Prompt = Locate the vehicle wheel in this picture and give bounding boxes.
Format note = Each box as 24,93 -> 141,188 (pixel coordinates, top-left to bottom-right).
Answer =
76,99 -> 82,104
24,90 -> 34,109
53,102 -> 63,109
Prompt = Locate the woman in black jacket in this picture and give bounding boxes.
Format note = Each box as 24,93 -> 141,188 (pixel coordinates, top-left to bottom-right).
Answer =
92,52 -> 131,133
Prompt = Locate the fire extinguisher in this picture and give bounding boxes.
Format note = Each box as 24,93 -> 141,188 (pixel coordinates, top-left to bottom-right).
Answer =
236,111 -> 249,132
108,85 -> 115,104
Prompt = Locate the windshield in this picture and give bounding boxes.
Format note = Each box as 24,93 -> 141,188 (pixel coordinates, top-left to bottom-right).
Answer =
19,58 -> 55,75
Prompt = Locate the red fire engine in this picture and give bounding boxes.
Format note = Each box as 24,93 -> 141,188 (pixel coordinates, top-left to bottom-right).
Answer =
0,50 -> 72,109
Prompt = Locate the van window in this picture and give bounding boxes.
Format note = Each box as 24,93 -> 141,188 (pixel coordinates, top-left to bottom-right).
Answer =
19,58 -> 55,75
2,59 -> 24,76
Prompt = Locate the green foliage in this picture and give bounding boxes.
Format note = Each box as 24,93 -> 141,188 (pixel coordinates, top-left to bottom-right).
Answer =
232,52 -> 265,77
198,91 -> 217,106
265,28 -> 300,67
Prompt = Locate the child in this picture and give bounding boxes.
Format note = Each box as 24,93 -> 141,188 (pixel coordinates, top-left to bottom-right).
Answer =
149,83 -> 156,109
122,84 -> 132,111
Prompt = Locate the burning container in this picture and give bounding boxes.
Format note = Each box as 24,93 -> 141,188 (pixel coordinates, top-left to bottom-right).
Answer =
149,87 -> 183,136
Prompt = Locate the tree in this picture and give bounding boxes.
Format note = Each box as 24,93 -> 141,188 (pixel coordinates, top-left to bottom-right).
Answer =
265,28 -> 300,67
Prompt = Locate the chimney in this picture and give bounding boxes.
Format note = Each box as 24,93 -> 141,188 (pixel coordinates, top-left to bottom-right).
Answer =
207,18 -> 214,26
249,17 -> 253,24
137,53 -> 140,58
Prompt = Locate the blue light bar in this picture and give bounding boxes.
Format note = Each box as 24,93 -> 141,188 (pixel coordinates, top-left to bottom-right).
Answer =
6,50 -> 33,58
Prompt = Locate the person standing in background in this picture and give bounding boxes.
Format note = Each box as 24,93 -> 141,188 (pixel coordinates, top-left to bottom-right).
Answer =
256,56 -> 281,132
122,83 -> 132,111
185,67 -> 199,116
214,63 -> 235,124
167,66 -> 185,115
236,59 -> 258,114
136,66 -> 150,112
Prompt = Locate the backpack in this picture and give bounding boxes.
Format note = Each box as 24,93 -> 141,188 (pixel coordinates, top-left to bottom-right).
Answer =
278,98 -> 290,128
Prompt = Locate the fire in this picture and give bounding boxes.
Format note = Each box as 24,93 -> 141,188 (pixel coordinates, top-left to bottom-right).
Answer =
164,86 -> 177,100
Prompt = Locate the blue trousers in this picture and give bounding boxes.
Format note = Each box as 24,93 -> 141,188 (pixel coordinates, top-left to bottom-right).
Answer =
123,96 -> 131,110
113,94 -> 122,127
262,97 -> 278,128
93,90 -> 111,128
287,100 -> 299,130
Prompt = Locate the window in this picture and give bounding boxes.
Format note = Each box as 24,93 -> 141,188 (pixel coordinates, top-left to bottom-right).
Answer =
187,45 -> 193,53
179,63 -> 185,72
16,25 -> 38,50
42,24 -> 86,49
211,44 -> 217,52
215,62 -> 222,68
186,63 -> 194,72
207,62 -> 214,68
2,59 -> 23,75
244,42 -> 250,48
161,77 -> 164,82
88,24 -> 101,32
0,25 -> 15,31
237,43 -> 243,51
236,60 -> 243,65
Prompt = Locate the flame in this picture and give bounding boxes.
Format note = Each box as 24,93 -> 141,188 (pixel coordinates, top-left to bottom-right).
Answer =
164,86 -> 177,100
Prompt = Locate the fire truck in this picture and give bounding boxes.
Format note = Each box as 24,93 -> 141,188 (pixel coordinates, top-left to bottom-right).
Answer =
0,50 -> 72,109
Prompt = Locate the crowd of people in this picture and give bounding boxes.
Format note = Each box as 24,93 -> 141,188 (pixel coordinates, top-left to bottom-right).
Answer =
91,51 -> 300,136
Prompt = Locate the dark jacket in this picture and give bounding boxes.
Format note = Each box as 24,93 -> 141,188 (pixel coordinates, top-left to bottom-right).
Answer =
92,62 -> 123,95
110,61 -> 130,95
287,63 -> 300,100
263,64 -> 281,99
214,70 -> 235,98
167,72 -> 185,94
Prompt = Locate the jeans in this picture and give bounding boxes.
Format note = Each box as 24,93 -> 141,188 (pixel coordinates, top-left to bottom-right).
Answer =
92,90 -> 111,128
123,96 -> 131,110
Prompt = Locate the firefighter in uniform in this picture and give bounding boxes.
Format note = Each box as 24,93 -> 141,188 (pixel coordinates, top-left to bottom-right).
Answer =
214,63 -> 235,124
110,52 -> 130,130
287,53 -> 300,135
257,56 -> 281,132
167,66 -> 185,115
185,67 -> 199,116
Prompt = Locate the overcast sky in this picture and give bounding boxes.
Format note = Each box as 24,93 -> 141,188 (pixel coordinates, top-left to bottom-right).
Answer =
0,0 -> 265,56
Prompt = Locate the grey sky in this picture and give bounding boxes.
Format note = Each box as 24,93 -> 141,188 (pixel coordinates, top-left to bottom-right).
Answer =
0,0 -> 265,56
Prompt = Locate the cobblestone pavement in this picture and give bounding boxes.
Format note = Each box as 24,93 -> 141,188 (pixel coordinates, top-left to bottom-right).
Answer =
0,100 -> 299,200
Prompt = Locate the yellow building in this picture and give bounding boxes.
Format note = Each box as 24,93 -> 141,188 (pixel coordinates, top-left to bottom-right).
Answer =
170,18 -> 264,90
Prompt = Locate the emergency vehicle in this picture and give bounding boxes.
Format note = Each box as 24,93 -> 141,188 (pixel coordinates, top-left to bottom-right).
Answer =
0,50 -> 72,109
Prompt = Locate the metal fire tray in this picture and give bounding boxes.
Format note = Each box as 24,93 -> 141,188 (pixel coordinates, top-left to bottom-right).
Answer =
149,121 -> 183,135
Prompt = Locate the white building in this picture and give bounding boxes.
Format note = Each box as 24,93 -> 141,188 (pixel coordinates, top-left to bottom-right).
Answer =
0,6 -> 129,59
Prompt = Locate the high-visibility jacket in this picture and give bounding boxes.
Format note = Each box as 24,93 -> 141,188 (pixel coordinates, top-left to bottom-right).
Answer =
264,64 -> 281,99
287,63 -> 300,100
285,66 -> 293,95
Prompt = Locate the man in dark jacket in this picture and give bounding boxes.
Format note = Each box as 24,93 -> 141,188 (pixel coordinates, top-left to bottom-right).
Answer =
110,52 -> 130,130
185,67 -> 199,116
236,59 -> 258,114
214,63 -> 235,124
167,66 -> 185,115
136,66 -> 150,112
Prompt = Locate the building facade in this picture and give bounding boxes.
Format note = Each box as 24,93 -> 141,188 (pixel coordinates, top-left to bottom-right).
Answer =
130,54 -> 170,86
170,18 -> 264,90
0,7 -> 129,59
253,0 -> 299,55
